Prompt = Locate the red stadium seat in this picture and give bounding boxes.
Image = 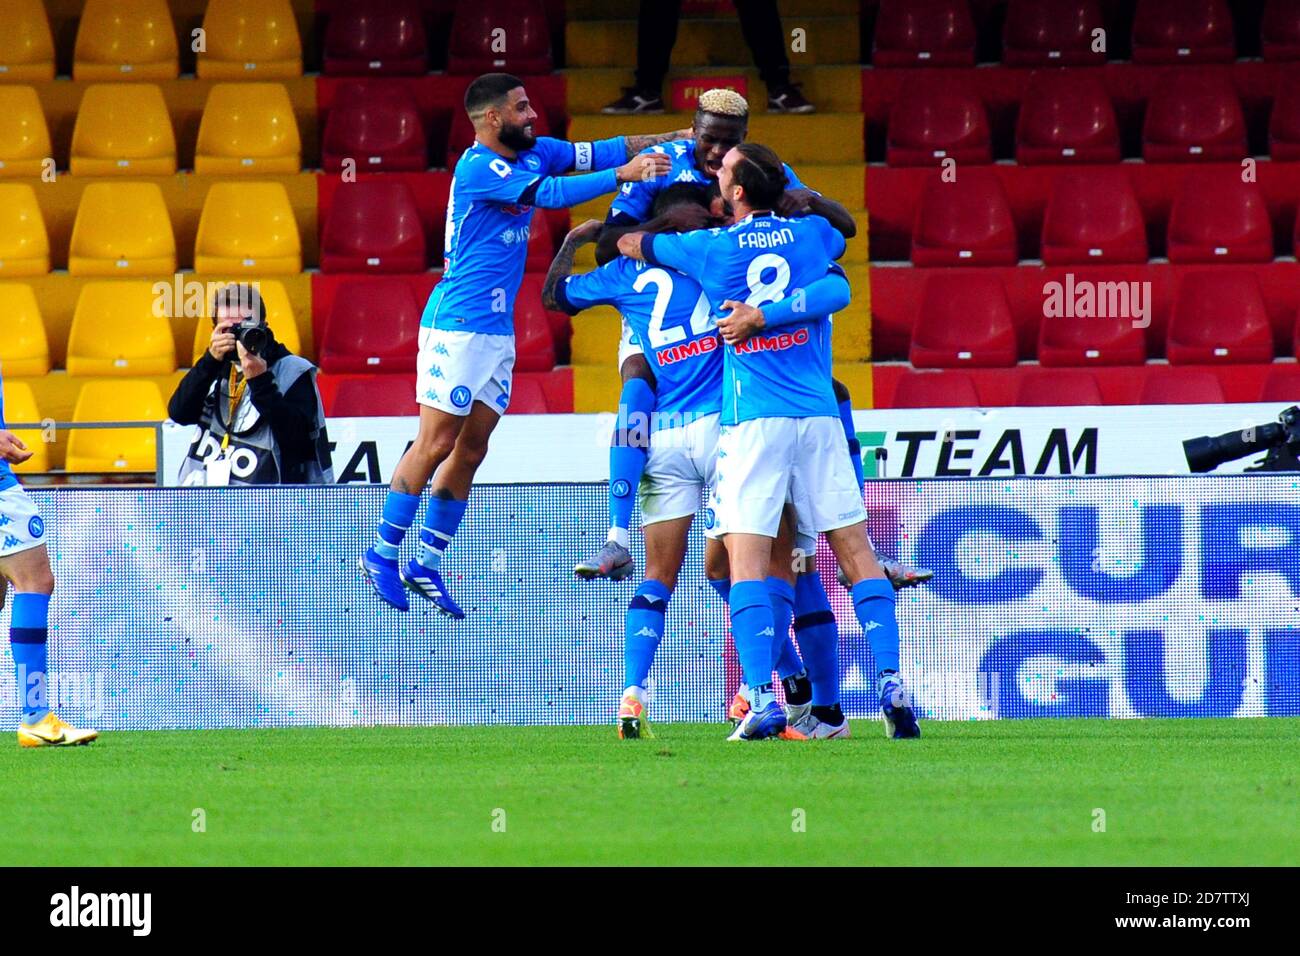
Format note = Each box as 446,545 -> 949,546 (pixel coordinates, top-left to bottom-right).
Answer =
514,275 -> 557,373
1142,74 -> 1246,162
1167,174 -> 1273,263
887,79 -> 991,167
1002,0 -> 1107,67
1139,368 -> 1226,404
1015,369 -> 1103,405
1167,272 -> 1274,365
910,273 -> 1018,368
330,374 -> 418,416
1271,69 -> 1300,160
321,180 -> 427,273
507,374 -> 550,413
871,0 -> 976,67
447,0 -> 551,75
911,170 -> 1017,266
1038,301 -> 1149,366
323,1 -> 428,76
891,370 -> 981,408
446,100 -> 551,169
1260,365 -> 1300,401
319,279 -> 421,373
322,82 -> 428,173
1131,0 -> 1235,64
1015,70 -> 1121,165
1041,169 -> 1148,264
1263,0 -> 1300,61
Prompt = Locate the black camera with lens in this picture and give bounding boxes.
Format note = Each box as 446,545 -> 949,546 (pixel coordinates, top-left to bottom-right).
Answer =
232,316 -> 269,357
1183,405 -> 1300,473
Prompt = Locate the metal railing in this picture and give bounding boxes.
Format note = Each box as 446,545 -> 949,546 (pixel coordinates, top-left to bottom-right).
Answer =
4,420 -> 166,486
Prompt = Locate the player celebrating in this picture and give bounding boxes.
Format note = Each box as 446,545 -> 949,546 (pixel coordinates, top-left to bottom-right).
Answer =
358,73 -> 683,614
573,89 -> 929,595
0,370 -> 97,747
619,143 -> 921,741
545,186 -> 850,738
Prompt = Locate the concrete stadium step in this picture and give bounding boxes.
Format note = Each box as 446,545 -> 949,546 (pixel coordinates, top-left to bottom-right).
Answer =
565,65 -> 863,114
567,17 -> 860,68
568,113 -> 864,165
571,361 -> 876,413
566,0 -> 862,18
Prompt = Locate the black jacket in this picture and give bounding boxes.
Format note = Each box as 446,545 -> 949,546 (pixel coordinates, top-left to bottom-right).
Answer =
168,340 -> 319,479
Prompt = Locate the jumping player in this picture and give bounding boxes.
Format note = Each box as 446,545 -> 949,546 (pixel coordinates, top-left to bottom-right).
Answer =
358,73 -> 684,615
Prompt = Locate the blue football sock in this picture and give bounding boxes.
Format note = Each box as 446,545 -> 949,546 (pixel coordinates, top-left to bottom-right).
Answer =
850,578 -> 901,676
609,378 -> 655,539
707,576 -> 731,604
11,592 -> 50,724
417,496 -> 468,572
729,580 -> 776,691
838,397 -> 865,492
624,579 -> 671,689
766,577 -> 800,679
372,490 -> 420,564
795,571 -> 840,707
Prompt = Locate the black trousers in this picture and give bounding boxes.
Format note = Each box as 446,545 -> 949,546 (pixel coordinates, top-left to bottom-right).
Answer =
634,0 -> 792,92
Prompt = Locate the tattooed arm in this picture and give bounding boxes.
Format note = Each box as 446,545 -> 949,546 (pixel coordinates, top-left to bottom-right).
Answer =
542,220 -> 605,312
623,128 -> 693,158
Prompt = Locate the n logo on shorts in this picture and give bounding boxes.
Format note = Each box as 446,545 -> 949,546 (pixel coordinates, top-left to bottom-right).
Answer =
450,386 -> 472,408
28,516 -> 44,538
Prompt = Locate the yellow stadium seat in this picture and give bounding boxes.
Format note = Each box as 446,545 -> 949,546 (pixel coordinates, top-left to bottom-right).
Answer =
195,83 -> 301,175
70,84 -> 177,176
0,0 -> 55,82
0,184 -> 49,277
69,182 -> 177,276
0,284 -> 50,377
198,0 -> 302,80
0,380 -> 48,474
66,379 -> 166,473
73,0 -> 179,81
67,282 -> 177,377
0,87 -> 51,178
194,182 -> 301,275
190,279 -> 301,363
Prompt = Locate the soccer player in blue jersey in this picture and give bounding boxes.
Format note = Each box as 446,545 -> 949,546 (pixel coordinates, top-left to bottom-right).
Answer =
545,184 -> 852,739
0,369 -> 97,747
619,143 -> 922,741
573,89 -> 931,597
358,73 -> 686,615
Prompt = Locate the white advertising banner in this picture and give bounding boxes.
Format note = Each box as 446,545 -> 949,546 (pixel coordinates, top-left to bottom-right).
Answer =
158,401 -> 1298,485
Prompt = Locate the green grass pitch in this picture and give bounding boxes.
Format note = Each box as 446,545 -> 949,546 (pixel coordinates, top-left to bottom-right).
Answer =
3,718 -> 1298,866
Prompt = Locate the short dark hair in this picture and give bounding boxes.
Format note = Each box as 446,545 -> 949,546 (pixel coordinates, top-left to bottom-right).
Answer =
211,283 -> 266,324
652,182 -> 711,218
731,142 -> 787,209
465,73 -> 524,115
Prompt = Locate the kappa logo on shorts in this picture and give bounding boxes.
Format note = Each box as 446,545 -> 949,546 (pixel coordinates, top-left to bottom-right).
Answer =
703,507 -> 717,529
611,480 -> 631,499
450,386 -> 472,408
28,516 -> 44,538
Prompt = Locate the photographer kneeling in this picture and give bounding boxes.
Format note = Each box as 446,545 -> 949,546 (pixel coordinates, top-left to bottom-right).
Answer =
170,284 -> 333,485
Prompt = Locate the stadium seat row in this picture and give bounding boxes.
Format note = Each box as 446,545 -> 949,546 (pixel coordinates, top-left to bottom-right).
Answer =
909,168 -> 1300,267
886,69 -> 1300,166
903,268 -> 1300,369
0,0 -> 553,81
872,0 -> 1286,68
0,377 -> 163,474
886,363 -> 1300,409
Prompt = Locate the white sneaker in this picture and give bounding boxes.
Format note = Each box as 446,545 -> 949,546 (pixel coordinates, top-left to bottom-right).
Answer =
790,712 -> 851,739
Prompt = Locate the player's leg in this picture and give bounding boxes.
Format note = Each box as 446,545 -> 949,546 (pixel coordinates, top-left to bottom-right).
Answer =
361,401 -> 465,611
767,506 -> 814,737
792,566 -> 850,738
575,334 -> 656,581
401,398 -> 504,619
0,525 -> 96,747
831,377 -> 933,591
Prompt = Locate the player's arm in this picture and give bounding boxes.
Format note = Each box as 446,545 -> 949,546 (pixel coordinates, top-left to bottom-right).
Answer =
776,188 -> 857,240
620,230 -> 712,281
541,219 -> 604,312
717,270 -> 852,345
0,429 -> 33,465
472,152 -> 670,210
621,129 -> 693,158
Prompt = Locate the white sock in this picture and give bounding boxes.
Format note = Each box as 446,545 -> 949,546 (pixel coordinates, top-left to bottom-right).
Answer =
607,527 -> 631,549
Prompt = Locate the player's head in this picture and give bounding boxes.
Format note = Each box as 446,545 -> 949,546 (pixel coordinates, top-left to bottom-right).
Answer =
692,88 -> 749,180
719,142 -> 787,214
465,72 -> 538,152
650,183 -> 712,232
211,283 -> 266,332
